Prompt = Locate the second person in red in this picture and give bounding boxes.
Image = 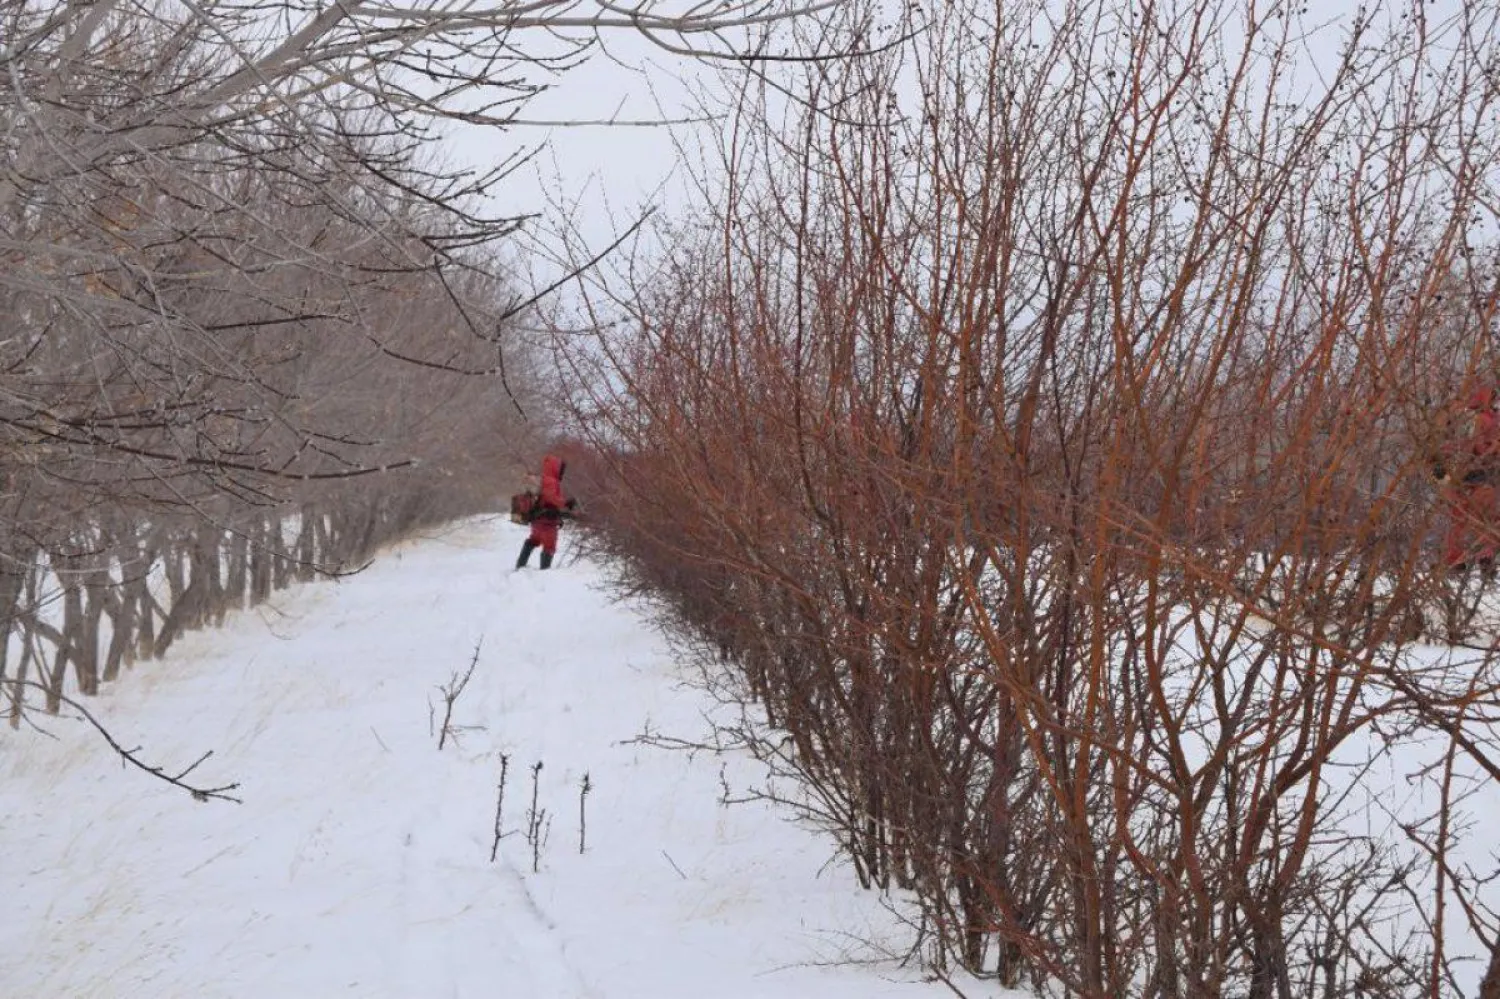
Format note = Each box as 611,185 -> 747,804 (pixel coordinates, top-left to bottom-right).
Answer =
516,454 -> 575,570
1436,385 -> 1500,573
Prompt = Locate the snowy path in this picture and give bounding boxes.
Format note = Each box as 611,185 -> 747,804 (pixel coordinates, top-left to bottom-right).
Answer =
1,518 -> 1005,999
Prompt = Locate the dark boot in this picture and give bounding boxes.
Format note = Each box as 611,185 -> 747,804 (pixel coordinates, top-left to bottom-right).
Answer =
539,549 -> 553,570
516,539 -> 536,569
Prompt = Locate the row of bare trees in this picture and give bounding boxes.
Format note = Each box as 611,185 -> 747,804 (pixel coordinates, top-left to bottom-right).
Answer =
574,2 -> 1500,996
2,0 -> 848,723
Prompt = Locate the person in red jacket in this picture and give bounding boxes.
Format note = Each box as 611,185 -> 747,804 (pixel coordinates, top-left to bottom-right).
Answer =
516,454 -> 575,570
1436,384 -> 1500,573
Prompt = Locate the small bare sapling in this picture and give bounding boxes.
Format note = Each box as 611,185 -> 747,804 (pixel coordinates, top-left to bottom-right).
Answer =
579,772 -> 592,855
490,752 -> 511,863
525,760 -> 547,871
433,639 -> 481,751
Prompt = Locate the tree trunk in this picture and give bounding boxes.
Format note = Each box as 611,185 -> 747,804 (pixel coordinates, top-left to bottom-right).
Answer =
164,544 -> 186,607
130,568 -> 157,664
270,516 -> 291,590
44,622 -> 67,713
315,510 -> 334,570
154,542 -> 216,659
101,577 -> 132,682
226,525 -> 249,609
75,556 -> 108,695
1479,944 -> 1500,999
8,630 -> 32,727
0,551 -> 31,717
296,504 -> 317,581
58,550 -> 98,697
196,538 -> 225,627
250,516 -> 273,606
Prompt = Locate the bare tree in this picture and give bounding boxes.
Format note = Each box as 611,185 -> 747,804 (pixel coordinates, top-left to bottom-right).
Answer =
575,1 -> 1500,996
0,0 -> 852,724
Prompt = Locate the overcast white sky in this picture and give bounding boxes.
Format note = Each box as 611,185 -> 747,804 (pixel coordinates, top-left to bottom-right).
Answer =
439,32 -> 719,284
430,0 -> 1483,305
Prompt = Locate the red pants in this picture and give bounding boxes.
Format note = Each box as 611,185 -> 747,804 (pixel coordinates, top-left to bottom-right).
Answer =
1444,483 -> 1499,566
528,517 -> 559,554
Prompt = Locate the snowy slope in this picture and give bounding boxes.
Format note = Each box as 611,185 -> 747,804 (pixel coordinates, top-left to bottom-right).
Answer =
0,517 -> 1016,999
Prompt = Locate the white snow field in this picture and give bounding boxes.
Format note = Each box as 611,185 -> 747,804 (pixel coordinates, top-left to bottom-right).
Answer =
1,517 -> 1020,999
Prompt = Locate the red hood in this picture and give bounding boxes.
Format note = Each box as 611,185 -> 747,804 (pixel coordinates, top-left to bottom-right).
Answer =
1470,386 -> 1496,411
537,454 -> 568,510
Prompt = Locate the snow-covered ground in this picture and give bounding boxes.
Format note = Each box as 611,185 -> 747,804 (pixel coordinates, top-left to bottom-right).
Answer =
1,517 -> 1018,998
